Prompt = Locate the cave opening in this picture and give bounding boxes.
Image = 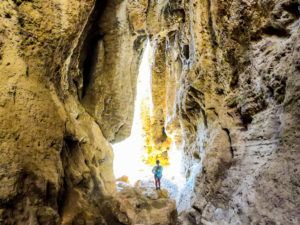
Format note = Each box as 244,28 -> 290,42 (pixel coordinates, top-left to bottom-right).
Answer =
112,40 -> 186,202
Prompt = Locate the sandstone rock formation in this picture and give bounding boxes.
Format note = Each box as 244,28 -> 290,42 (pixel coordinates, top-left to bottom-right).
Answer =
101,188 -> 177,225
0,0 -> 299,224
144,0 -> 300,224
0,0 -> 153,224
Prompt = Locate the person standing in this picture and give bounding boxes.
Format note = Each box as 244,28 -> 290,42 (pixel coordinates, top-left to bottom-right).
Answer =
152,160 -> 163,190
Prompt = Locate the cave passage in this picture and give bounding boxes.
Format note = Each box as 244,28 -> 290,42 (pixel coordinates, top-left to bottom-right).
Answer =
112,40 -> 186,201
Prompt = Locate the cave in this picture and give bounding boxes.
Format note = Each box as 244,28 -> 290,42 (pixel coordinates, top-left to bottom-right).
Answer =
112,40 -> 186,203
0,0 -> 299,225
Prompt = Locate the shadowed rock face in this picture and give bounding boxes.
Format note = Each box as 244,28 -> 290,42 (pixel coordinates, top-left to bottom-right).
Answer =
0,0 -> 299,224
0,0 -> 149,224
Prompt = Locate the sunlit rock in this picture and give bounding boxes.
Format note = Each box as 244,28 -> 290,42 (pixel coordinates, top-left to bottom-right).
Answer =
101,188 -> 177,225
116,175 -> 130,183
0,0 -> 299,224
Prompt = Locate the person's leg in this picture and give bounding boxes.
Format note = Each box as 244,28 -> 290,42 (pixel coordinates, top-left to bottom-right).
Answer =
158,178 -> 161,189
154,176 -> 158,189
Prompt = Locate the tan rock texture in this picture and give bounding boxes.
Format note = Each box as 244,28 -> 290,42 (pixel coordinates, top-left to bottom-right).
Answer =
0,0 -> 165,224
0,0 -> 116,224
101,188 -> 177,225
144,0 -> 300,224
80,0 -> 147,143
1,0 -> 300,225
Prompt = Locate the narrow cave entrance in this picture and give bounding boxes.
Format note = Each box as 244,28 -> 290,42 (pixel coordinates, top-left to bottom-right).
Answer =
112,40 -> 186,202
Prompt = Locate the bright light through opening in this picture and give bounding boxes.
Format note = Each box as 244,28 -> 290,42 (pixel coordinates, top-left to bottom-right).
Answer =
112,40 -> 186,202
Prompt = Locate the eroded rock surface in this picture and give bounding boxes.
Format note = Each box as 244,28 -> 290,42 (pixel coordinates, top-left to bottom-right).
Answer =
102,188 -> 177,225
0,0 -> 164,224
144,0 -> 300,224
0,0 -> 299,224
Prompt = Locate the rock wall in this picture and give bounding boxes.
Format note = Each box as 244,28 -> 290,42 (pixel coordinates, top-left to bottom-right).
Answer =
0,0 -> 152,224
144,0 -> 300,224
0,0 -> 299,224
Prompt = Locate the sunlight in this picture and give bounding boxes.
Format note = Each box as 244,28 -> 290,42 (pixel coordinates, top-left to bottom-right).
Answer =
112,40 -> 186,201
112,39 -> 153,185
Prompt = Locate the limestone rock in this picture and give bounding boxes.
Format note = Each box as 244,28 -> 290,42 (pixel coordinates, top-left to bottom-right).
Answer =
116,175 -> 130,184
80,0 -> 147,143
144,0 -> 300,224
0,0 -> 145,224
116,181 -> 132,192
101,188 -> 177,225
0,0 -> 299,224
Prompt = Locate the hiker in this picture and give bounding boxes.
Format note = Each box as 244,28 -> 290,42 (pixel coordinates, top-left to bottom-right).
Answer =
152,160 -> 163,190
